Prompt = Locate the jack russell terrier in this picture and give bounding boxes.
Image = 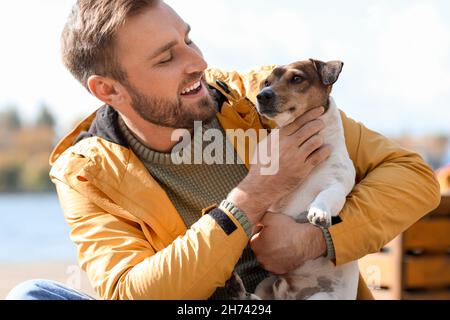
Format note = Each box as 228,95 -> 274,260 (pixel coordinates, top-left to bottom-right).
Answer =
227,59 -> 359,300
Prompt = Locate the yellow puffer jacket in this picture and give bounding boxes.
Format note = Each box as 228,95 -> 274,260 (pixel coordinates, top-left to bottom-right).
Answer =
49,67 -> 441,300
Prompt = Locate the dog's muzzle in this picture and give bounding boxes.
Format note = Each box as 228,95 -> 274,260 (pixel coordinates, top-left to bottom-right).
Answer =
256,88 -> 278,116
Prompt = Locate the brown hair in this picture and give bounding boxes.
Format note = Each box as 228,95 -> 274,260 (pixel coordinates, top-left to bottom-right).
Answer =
61,0 -> 156,91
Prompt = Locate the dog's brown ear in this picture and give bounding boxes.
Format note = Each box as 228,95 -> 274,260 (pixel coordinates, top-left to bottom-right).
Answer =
310,59 -> 344,86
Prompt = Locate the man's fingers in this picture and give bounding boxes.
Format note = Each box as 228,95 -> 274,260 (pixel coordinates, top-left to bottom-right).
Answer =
298,135 -> 323,156
251,224 -> 264,236
290,119 -> 324,147
250,232 -> 262,251
284,106 -> 324,135
305,145 -> 332,167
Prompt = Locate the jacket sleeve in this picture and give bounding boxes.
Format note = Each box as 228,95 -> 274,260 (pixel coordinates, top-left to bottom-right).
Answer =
330,112 -> 441,265
54,181 -> 248,300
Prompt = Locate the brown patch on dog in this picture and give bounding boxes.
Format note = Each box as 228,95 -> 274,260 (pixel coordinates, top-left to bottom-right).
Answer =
311,60 -> 344,86
317,276 -> 334,292
257,60 -> 343,120
272,67 -> 286,79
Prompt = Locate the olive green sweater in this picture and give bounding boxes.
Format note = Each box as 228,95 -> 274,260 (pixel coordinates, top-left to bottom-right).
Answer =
118,116 -> 268,299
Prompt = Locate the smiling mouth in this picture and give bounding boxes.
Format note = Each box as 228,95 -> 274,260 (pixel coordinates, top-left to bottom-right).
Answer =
181,80 -> 203,96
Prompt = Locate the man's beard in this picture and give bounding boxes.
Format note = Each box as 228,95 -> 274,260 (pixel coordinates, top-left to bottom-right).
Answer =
123,76 -> 218,130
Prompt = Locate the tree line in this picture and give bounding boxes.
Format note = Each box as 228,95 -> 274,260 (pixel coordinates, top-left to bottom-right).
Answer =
0,103 -> 56,193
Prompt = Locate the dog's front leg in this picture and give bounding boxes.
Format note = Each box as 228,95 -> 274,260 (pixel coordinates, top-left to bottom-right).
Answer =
307,183 -> 348,228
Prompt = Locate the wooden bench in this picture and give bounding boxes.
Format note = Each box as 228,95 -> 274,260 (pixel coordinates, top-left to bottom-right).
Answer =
358,196 -> 450,300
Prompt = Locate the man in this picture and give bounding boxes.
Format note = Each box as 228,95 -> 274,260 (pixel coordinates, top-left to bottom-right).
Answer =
7,0 -> 440,300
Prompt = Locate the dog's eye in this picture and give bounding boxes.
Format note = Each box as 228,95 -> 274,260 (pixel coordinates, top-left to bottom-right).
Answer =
291,76 -> 303,84
264,80 -> 270,87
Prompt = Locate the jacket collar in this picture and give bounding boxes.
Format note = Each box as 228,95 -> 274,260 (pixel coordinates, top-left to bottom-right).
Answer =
72,105 -> 128,148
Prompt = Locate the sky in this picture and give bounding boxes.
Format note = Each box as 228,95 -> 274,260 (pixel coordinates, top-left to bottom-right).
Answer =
0,0 -> 449,136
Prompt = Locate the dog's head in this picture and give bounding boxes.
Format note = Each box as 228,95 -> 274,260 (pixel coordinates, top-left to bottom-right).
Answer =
256,59 -> 344,127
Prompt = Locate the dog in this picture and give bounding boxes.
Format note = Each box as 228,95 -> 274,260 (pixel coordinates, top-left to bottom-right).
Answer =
226,59 -> 359,300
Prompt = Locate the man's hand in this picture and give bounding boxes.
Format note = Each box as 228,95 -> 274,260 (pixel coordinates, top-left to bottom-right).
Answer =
249,213 -> 327,275
228,107 -> 332,226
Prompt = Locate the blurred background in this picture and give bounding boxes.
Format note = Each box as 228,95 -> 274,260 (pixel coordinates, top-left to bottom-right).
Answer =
0,0 -> 449,299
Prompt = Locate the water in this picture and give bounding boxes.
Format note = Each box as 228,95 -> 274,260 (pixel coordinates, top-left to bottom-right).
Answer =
0,193 -> 77,262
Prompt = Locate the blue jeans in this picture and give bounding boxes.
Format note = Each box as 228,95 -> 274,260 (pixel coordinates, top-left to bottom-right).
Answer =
5,279 -> 95,300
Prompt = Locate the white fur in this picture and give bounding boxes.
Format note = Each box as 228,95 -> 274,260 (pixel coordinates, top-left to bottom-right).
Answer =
255,97 -> 359,300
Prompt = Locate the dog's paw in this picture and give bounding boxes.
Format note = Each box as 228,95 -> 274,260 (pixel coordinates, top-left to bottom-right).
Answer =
307,206 -> 332,228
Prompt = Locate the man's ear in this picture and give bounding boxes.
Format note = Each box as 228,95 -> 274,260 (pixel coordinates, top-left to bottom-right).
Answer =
87,75 -> 128,108
310,59 -> 344,86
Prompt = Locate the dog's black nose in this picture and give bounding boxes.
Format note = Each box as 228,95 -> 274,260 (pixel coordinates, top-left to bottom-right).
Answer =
257,89 -> 275,106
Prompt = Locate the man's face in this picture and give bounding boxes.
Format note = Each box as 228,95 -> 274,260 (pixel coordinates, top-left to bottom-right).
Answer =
114,1 -> 217,129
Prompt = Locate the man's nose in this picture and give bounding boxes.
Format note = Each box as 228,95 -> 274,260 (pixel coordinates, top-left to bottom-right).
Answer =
184,47 -> 208,75
257,88 -> 276,106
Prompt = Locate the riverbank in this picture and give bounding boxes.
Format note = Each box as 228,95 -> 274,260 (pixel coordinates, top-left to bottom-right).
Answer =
0,261 -> 97,299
